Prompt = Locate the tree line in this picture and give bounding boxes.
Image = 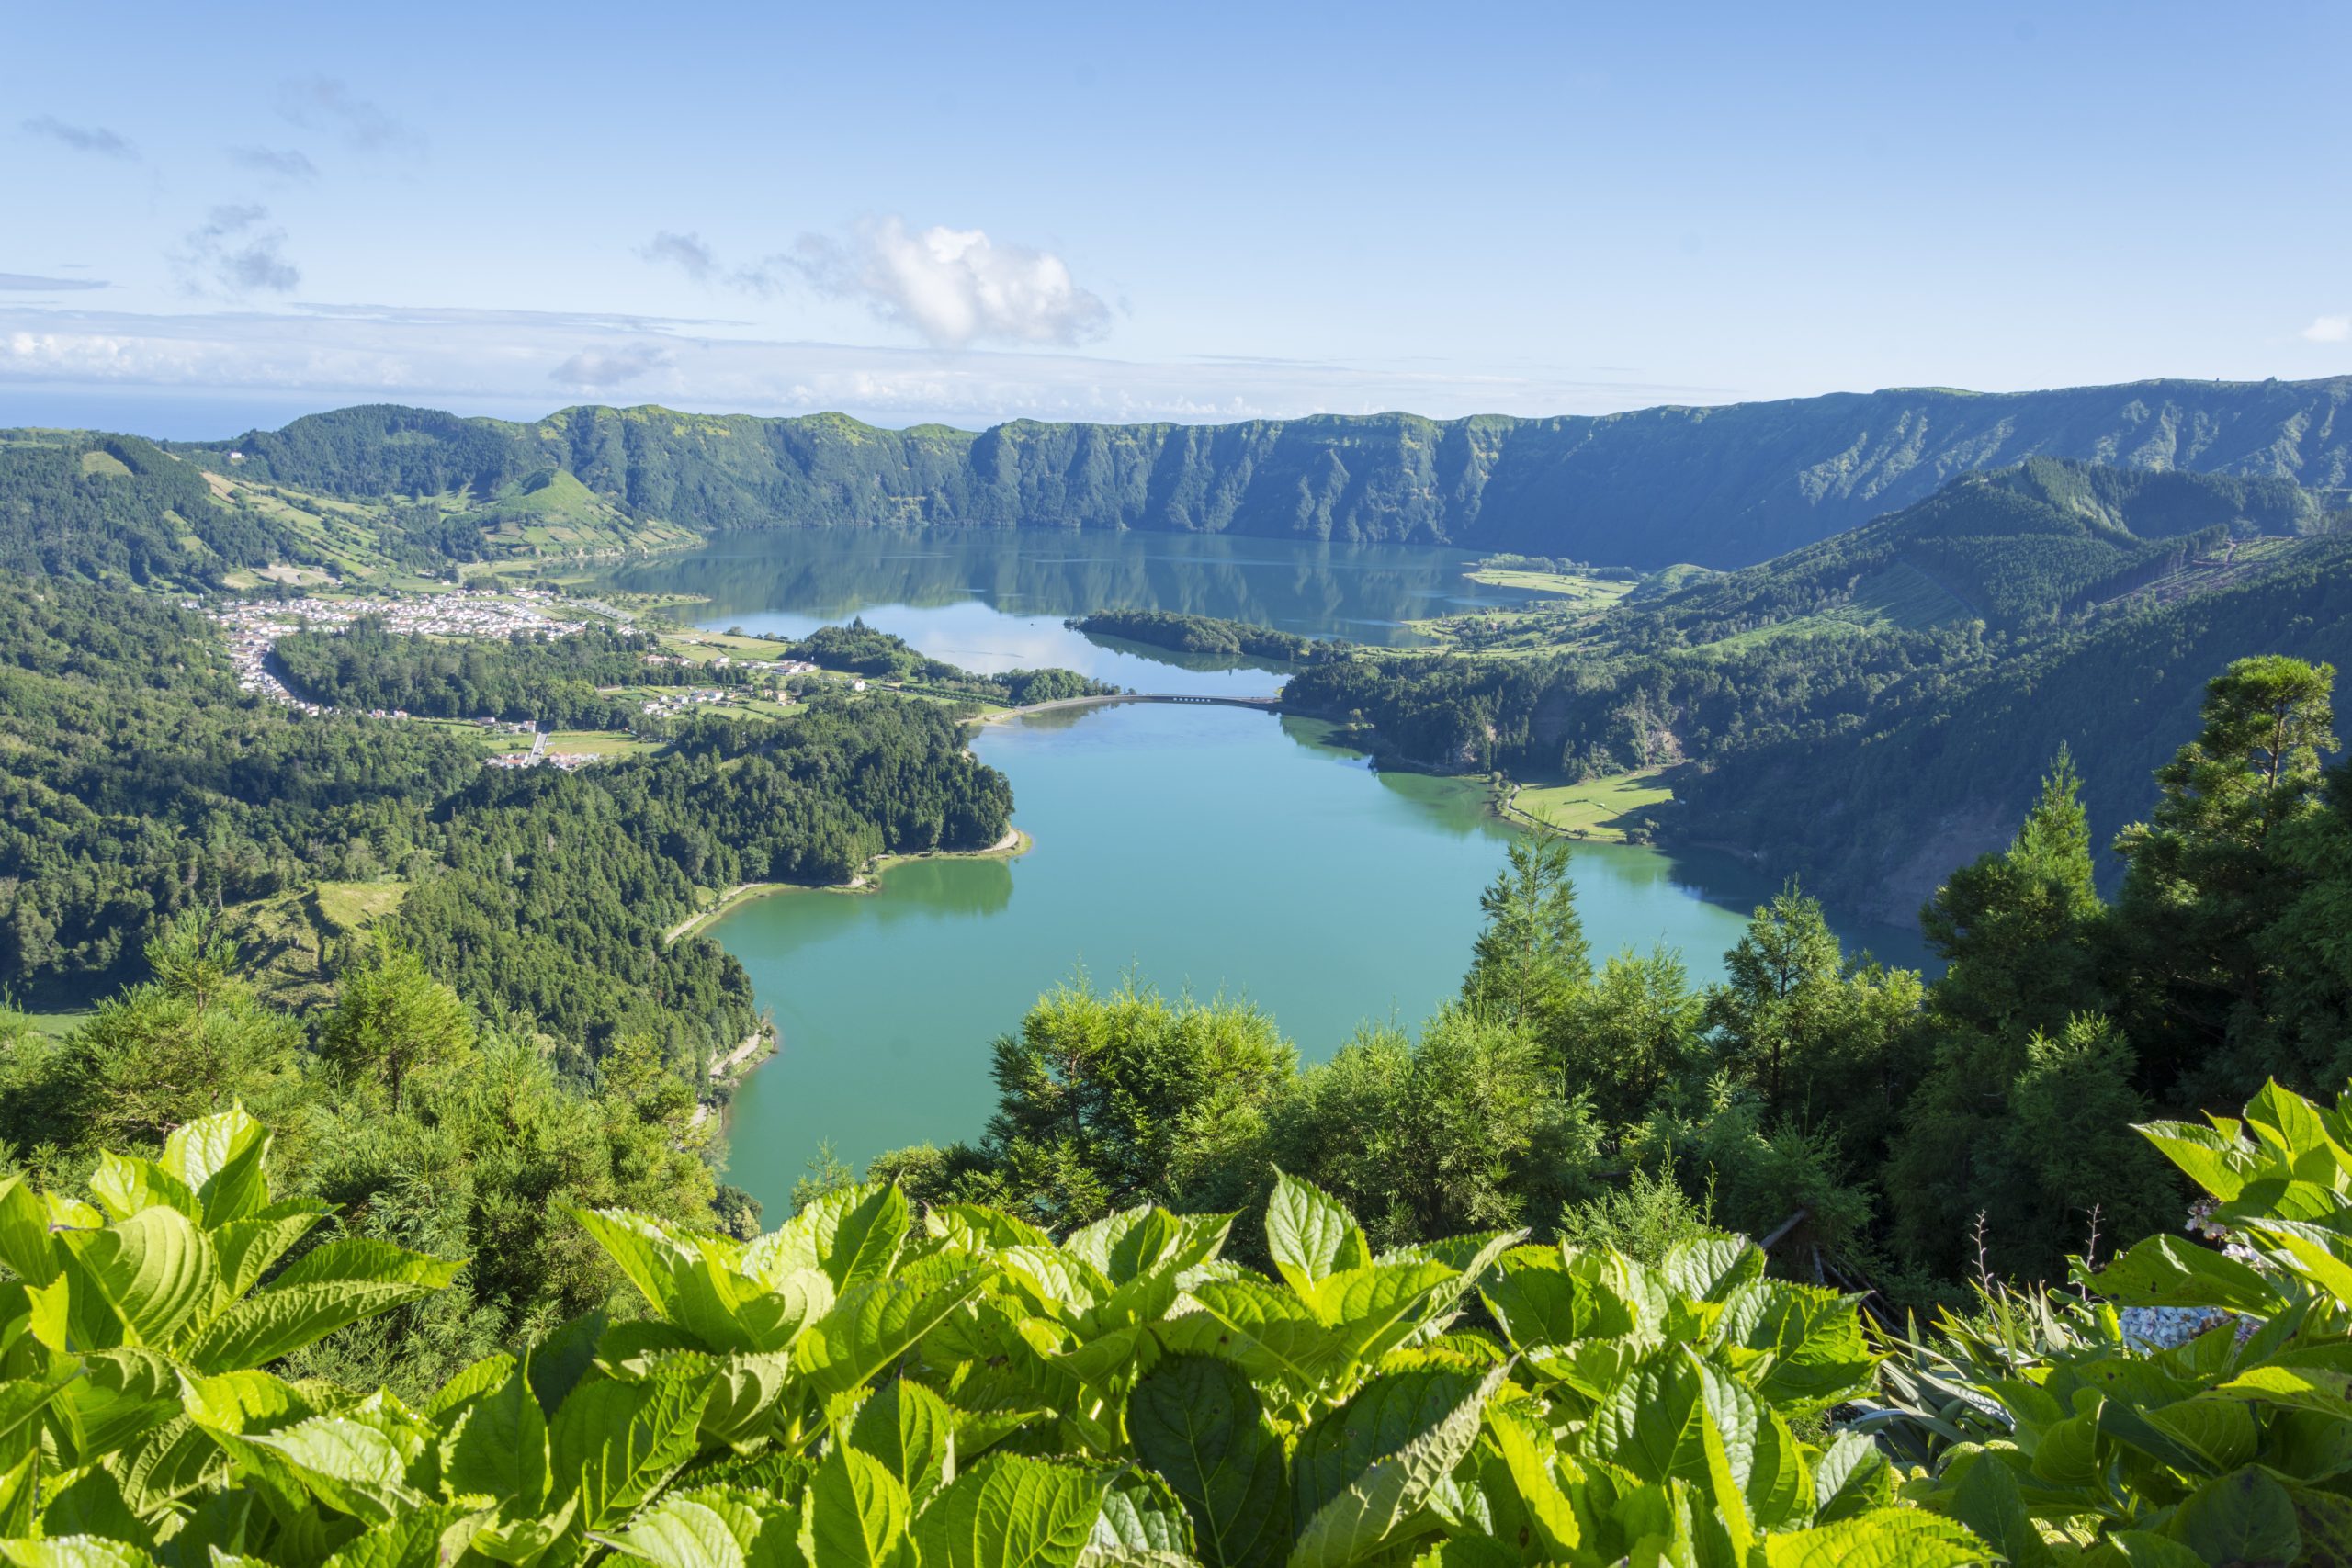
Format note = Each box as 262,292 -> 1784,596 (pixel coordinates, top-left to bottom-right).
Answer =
864,654 -> 2349,1302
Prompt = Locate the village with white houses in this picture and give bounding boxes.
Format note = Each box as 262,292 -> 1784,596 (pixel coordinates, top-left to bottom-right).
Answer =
209,586 -> 834,770
213,590 -> 610,770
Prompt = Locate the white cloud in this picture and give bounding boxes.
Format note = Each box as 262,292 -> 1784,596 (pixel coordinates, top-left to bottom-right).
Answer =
550,343 -> 675,389
786,218 -> 1112,349
20,115 -> 137,161
275,76 -> 424,155
175,206 -> 300,296
2304,314 -> 2351,344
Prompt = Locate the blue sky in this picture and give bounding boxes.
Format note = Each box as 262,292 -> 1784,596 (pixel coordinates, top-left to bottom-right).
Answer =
3,0 -> 2346,436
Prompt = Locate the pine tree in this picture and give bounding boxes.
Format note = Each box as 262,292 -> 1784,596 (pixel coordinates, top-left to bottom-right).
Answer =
1463,836 -> 1590,1048
2112,656 -> 2335,1101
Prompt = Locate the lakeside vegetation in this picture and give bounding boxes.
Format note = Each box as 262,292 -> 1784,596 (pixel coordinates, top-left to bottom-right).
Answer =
1072,607 -> 1339,665
1507,767 -> 1677,842
5,650 -> 2351,1563
1283,458 -> 2352,915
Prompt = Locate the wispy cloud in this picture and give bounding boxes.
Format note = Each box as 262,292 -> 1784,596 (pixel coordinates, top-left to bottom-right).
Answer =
174,206 -> 300,296
2304,314 -> 2350,344
229,145 -> 320,181
550,344 -> 675,389
20,115 -> 137,161
0,273 -> 108,292
274,75 -> 424,155
786,218 -> 1112,349
0,300 -> 1735,427
639,231 -> 719,283
642,218 -> 1113,351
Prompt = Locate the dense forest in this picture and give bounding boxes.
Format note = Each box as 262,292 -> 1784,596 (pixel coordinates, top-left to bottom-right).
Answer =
3,652 -> 2349,1564
0,432 -> 296,584
1073,607 -> 1340,663
0,570 -> 1011,1078
273,619 -> 750,729
169,376 -> 2352,566
1285,460 -> 2352,914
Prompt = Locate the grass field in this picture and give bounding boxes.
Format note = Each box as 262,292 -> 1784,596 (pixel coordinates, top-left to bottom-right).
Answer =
1464,568 -> 1636,608
1512,767 -> 1676,840
546,730 -> 665,758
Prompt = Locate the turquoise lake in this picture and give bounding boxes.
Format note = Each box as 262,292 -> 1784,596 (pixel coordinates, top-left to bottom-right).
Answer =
594,528 -> 1929,1211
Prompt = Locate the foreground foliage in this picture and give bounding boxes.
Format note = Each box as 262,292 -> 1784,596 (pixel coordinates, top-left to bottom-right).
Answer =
1875,1077 -> 2352,1562
0,1109 -> 1981,1566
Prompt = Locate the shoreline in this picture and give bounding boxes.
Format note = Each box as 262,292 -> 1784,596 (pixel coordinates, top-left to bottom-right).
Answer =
689,1021 -> 776,1131
662,825 -> 1033,942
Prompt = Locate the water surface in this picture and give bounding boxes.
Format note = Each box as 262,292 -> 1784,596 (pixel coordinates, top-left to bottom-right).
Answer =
586,528 -> 1929,1212
595,527 -> 1549,695
714,704 -> 1926,1206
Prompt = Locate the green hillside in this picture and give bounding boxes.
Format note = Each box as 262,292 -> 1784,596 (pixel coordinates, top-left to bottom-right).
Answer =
1613,456 -> 2325,639
167,376 -> 2352,569
1679,528 -> 2352,918
1283,459 -> 2352,917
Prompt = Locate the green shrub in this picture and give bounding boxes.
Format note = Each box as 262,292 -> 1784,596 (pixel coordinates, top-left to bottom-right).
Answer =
0,1114 -> 1983,1566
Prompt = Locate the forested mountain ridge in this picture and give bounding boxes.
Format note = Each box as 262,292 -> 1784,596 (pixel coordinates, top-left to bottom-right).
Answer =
1608,456 -> 2329,638
1285,460 -> 2352,918
1681,528 -> 2352,919
168,375 -> 2352,568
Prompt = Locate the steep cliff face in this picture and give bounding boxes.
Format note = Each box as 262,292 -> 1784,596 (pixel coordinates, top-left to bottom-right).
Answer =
181,376 -> 2352,569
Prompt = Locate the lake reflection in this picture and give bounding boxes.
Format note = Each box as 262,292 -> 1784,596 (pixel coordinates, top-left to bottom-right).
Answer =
590,527 -> 1546,695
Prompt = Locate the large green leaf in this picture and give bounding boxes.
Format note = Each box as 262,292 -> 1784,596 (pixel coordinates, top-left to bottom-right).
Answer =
314,1505 -> 458,1568
208,1199 -> 331,1304
602,1495 -> 752,1568
1313,1264 -> 1464,1369
85,1153 -> 200,1226
1478,1255 -> 1627,1350
1127,1356 -> 1290,1568
54,1347 -> 178,1461
2137,1120 -> 2258,1201
1811,1430 -> 1893,1524
800,1447 -> 911,1568
755,1183 -> 910,1293
0,1178 -> 59,1288
1084,1466 -> 1198,1567
235,1414 -> 426,1522
2169,1466 -> 2301,1565
1587,1350 -> 1753,1495
1172,1280 -> 1333,1395
37,1466 -> 149,1551
2087,1235 -> 2281,1314
1757,1510 -> 1991,1566
1481,1404 -> 1581,1559
548,1364 -> 714,1530
1660,1235 -> 1766,1303
441,1353 -> 550,1511
1265,1172 -> 1369,1302
159,1104 -> 276,1228
847,1379 -> 956,1507
181,1237 -> 460,1371
911,1453 -> 1107,1568
792,1268 -> 988,1402
1716,1280 -> 1879,1412
1283,1363 -> 1504,1568
62,1205 -> 214,1349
